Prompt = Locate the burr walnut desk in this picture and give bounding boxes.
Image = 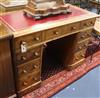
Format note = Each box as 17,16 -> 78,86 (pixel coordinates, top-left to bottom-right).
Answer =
0,4 -> 99,97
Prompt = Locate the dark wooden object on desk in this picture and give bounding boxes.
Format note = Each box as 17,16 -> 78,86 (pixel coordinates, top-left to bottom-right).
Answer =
0,24 -> 16,98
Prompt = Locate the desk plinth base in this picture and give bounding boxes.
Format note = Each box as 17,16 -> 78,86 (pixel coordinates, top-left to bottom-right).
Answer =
17,81 -> 41,97
67,59 -> 85,70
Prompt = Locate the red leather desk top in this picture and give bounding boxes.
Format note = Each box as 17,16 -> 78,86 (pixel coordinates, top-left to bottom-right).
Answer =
0,6 -> 87,32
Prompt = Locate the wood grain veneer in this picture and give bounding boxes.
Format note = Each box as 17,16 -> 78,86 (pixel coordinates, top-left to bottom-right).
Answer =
0,4 -> 99,97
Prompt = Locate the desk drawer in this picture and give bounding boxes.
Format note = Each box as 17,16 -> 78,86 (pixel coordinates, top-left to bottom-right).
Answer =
68,59 -> 84,70
15,31 -> 43,52
73,49 -> 86,63
17,71 -> 40,90
81,18 -> 96,29
62,22 -> 80,34
16,46 -> 43,65
17,58 -> 41,78
68,22 -> 80,33
76,39 -> 91,52
45,27 -> 61,40
77,29 -> 92,42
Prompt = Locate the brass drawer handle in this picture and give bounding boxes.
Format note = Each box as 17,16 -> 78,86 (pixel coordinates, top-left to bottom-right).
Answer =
22,70 -> 28,74
84,43 -> 88,47
33,65 -> 38,69
43,43 -> 47,48
54,31 -> 59,35
33,77 -> 38,81
34,37 -> 40,41
34,52 -> 39,56
87,33 -> 91,36
90,21 -> 94,25
78,46 -> 82,50
81,35 -> 85,38
75,57 -> 79,60
21,56 -> 27,60
81,54 -> 85,57
84,23 -> 89,26
23,82 -> 28,86
21,41 -> 26,45
71,26 -> 76,30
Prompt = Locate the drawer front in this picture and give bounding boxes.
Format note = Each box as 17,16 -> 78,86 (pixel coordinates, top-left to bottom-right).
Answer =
61,22 -> 80,35
17,58 -> 41,78
68,59 -> 84,70
61,24 -> 69,34
75,39 -> 91,52
68,22 -> 80,33
77,29 -> 92,42
81,18 -> 96,29
73,49 -> 86,63
45,27 -> 61,40
16,46 -> 43,65
17,71 -> 40,90
15,31 -> 43,52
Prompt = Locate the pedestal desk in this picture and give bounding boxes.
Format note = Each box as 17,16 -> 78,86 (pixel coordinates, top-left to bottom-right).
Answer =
0,4 -> 99,97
